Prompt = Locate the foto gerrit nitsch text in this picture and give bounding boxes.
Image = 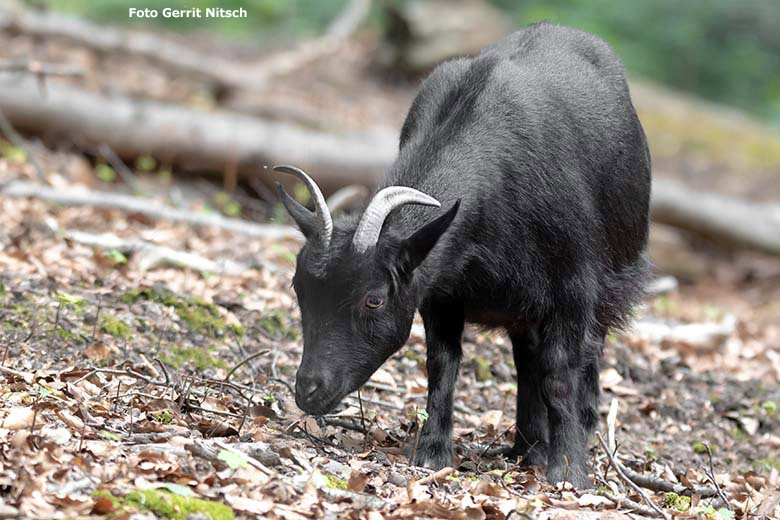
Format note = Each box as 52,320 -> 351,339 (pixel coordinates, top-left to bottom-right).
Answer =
128,8 -> 247,19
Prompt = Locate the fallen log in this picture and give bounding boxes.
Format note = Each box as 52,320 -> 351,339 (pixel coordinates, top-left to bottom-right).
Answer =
1,180 -> 302,242
1,74 -> 779,257
652,179 -> 780,256
0,0 -> 370,92
0,74 -> 395,191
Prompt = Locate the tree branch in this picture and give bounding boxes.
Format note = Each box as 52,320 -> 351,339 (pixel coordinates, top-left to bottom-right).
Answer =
1,180 -> 301,242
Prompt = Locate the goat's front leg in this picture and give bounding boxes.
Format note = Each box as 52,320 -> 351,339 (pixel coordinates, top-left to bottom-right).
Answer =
412,301 -> 464,470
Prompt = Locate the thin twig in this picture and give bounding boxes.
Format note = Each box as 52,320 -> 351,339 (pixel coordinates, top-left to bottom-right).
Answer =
0,60 -> 83,77
603,492 -> 664,518
91,300 -> 102,343
620,465 -> 718,497
97,143 -> 140,192
223,350 -> 269,383
481,423 -> 516,458
155,358 -> 171,387
320,417 -> 367,434
2,181 -> 302,241
357,389 -> 368,438
344,395 -> 402,411
704,444 -> 731,510
49,301 -> 63,349
596,433 -> 670,520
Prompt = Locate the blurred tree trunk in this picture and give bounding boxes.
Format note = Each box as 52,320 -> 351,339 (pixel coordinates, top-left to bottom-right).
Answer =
375,0 -> 508,77
0,0 -> 371,93
0,75 -> 394,192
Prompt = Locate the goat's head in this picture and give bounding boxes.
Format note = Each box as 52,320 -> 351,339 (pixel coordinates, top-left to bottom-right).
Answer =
274,165 -> 459,415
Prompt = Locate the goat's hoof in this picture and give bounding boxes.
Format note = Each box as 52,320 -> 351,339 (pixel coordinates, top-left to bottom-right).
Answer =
412,438 -> 454,470
545,463 -> 592,490
500,443 -> 548,467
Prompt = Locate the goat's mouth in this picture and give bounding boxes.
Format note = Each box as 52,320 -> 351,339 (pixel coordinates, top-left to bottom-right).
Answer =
296,386 -> 350,416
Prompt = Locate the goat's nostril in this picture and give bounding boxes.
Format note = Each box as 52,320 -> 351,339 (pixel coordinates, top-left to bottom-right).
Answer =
296,376 -> 321,401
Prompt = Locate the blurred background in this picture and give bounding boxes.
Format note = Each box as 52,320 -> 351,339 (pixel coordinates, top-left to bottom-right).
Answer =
0,2 -> 779,515
1,0 -> 779,322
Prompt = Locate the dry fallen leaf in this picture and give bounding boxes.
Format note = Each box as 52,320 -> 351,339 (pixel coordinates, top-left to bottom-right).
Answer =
2,407 -> 35,430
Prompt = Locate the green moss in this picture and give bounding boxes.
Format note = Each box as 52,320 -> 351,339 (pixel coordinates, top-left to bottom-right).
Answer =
760,400 -> 777,416
153,410 -> 173,424
752,456 -> 780,472
116,489 -> 233,520
258,310 -> 297,339
102,249 -> 127,265
122,286 -> 230,336
644,445 -> 658,461
55,327 -> 78,341
0,278 -> 6,298
692,441 -> 709,454
0,140 -> 26,163
100,315 -> 132,339
160,346 -> 227,371
663,492 -> 691,511
323,475 -> 347,490
404,350 -> 424,365
471,355 -> 492,382
56,292 -> 87,313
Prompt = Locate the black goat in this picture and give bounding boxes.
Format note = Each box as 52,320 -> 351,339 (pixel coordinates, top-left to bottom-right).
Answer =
275,22 -> 651,488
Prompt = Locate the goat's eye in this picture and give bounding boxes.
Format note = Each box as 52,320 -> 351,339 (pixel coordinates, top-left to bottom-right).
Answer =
365,295 -> 385,310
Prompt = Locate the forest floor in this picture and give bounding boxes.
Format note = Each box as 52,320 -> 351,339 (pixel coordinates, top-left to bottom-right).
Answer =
1,18 -> 780,520
2,155 -> 780,519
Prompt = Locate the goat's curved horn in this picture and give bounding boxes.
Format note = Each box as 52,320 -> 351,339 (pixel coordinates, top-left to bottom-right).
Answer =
353,187 -> 440,253
273,165 -> 333,247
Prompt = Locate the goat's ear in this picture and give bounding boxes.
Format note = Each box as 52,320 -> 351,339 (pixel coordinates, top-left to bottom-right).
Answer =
276,183 -> 319,239
397,200 -> 460,277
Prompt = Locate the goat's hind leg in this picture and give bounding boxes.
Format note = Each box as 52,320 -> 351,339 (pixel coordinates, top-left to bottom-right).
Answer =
539,320 -> 592,489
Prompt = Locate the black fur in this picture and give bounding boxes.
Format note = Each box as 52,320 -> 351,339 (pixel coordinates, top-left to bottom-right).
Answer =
285,23 -> 651,489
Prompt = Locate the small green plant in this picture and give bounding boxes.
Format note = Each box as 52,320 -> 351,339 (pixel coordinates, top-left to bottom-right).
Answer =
100,431 -> 121,441
135,154 -> 157,172
0,140 -> 26,162
644,445 -> 658,461
56,292 -> 86,310
217,449 -> 248,470
760,400 -> 777,416
214,192 -> 241,217
471,355 -> 492,382
663,492 -> 691,511
323,474 -> 348,490
95,162 -> 117,183
153,411 -> 173,424
100,315 -> 132,339
413,407 -> 429,426
103,248 -> 128,265
293,183 -> 311,205
692,441 -> 711,454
